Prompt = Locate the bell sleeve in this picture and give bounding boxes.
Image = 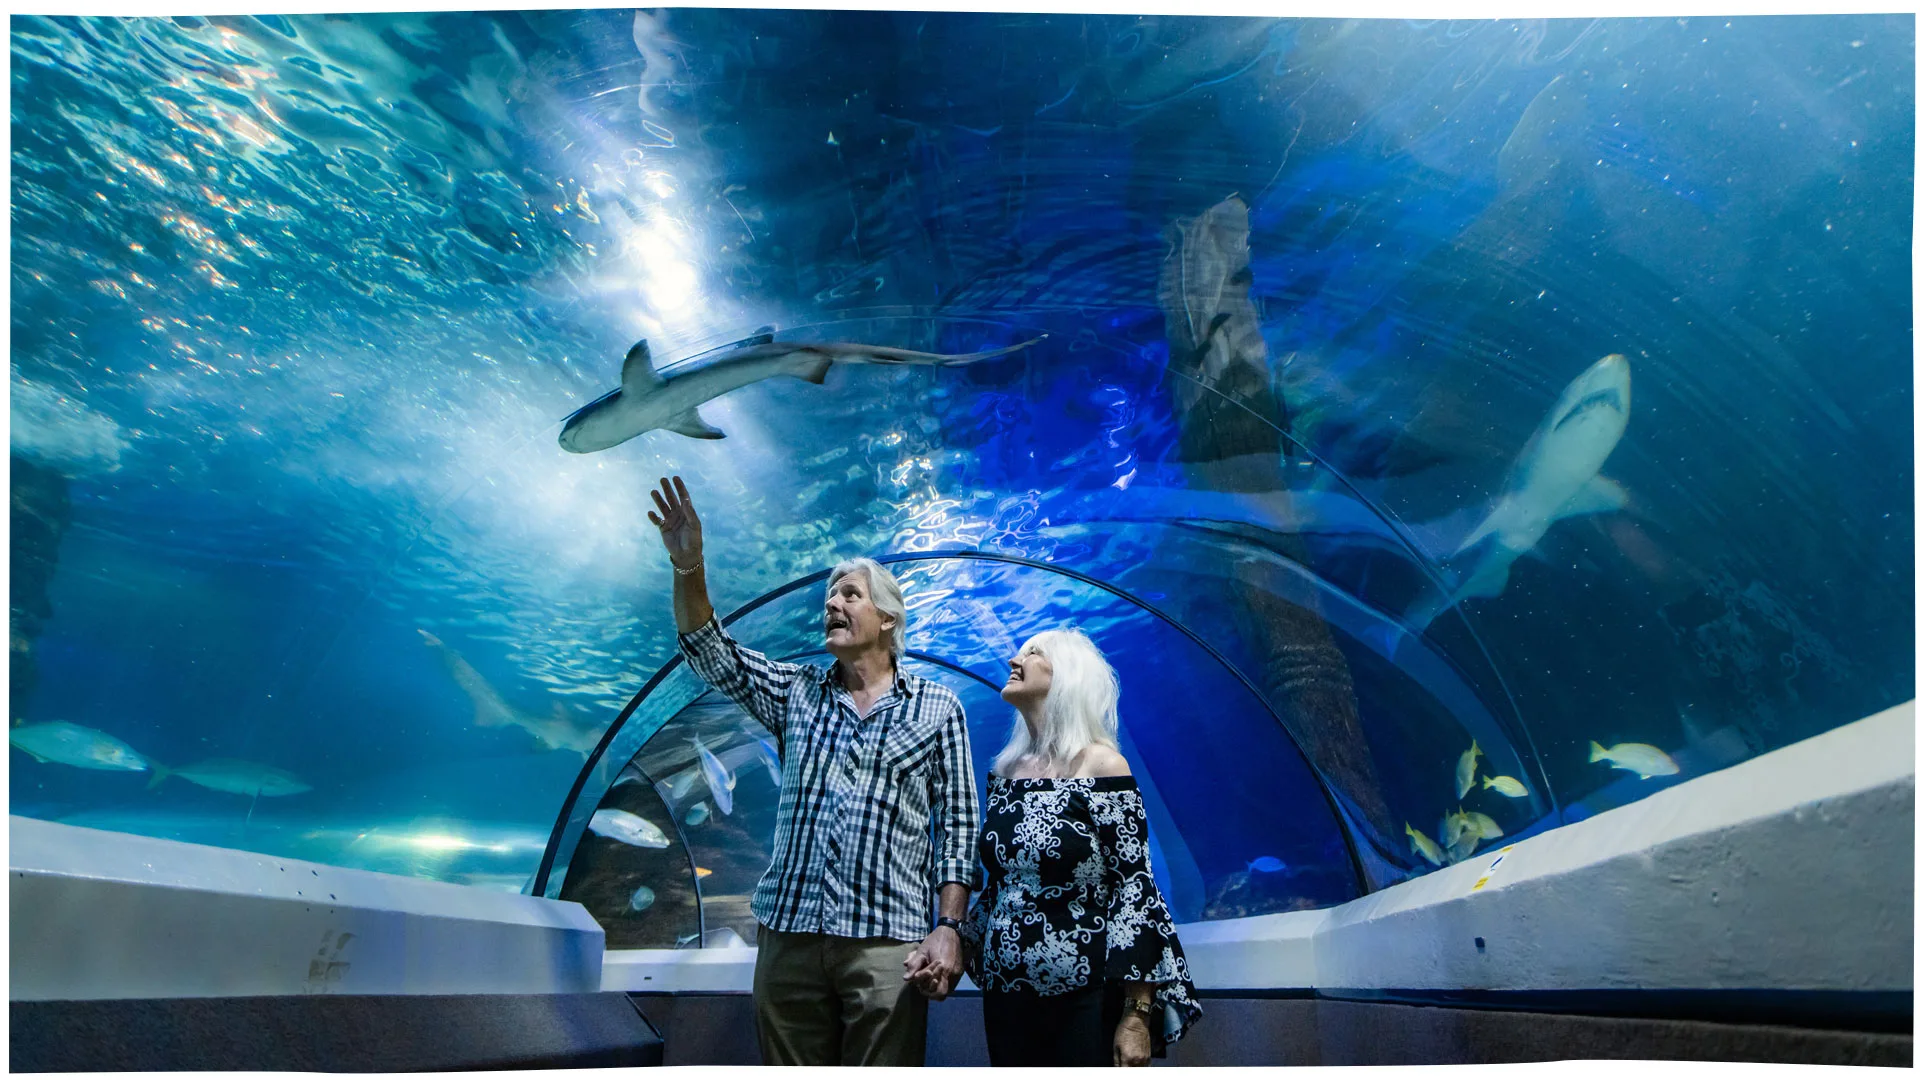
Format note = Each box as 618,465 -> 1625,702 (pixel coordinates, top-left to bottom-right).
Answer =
1087,782 -> 1204,1055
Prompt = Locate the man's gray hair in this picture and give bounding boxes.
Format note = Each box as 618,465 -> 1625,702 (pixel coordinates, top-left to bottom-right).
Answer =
827,557 -> 908,660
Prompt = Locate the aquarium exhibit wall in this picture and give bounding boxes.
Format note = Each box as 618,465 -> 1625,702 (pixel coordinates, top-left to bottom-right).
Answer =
9,6 -> 1913,1066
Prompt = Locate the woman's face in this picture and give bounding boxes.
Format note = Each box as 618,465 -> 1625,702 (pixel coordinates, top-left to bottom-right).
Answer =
1001,642 -> 1053,706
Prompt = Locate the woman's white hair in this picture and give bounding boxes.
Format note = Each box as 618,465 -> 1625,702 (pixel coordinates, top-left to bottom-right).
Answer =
992,628 -> 1120,775
826,557 -> 908,660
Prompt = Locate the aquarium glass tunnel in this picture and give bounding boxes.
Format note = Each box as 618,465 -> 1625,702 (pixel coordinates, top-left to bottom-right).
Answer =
9,10 -> 1912,951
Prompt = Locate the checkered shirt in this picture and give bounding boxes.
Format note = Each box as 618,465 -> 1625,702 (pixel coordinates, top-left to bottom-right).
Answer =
679,617 -> 981,942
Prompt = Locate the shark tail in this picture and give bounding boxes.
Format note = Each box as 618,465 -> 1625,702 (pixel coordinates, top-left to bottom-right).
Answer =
146,761 -> 172,791
1588,740 -> 1608,763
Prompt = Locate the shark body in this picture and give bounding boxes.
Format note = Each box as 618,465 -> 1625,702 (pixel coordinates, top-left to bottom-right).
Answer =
418,629 -> 600,755
1394,353 -> 1632,645
559,332 -> 1045,452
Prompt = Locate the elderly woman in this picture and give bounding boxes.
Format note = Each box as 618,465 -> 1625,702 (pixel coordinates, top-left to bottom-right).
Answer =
908,628 -> 1202,1066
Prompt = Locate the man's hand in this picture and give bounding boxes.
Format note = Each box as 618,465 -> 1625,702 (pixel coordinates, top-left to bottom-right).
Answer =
1113,1012 -> 1151,1067
646,475 -> 703,570
904,926 -> 962,1000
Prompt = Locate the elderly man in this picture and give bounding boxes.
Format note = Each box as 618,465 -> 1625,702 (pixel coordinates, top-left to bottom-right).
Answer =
646,475 -> 979,1066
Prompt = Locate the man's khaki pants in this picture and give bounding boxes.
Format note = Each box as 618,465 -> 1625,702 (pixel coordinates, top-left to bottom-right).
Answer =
753,925 -> 928,1066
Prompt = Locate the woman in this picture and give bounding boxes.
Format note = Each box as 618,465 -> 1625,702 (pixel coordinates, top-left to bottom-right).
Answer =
914,628 -> 1202,1066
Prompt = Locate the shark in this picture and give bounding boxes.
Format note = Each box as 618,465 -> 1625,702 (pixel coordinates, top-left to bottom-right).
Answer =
418,629 -> 601,755
558,331 -> 1045,452
1385,353 -> 1633,652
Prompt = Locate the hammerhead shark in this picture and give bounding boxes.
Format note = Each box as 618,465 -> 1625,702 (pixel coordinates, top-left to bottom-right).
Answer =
558,331 -> 1045,452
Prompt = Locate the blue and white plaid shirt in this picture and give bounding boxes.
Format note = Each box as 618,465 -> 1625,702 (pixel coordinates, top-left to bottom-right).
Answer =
679,618 -> 981,942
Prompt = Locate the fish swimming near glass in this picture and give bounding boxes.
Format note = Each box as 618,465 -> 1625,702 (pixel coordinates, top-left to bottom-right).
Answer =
1406,823 -> 1446,867
1589,740 -> 1679,780
1481,774 -> 1529,798
1382,354 -> 1632,654
693,735 -> 736,816
9,721 -> 150,772
684,800 -> 711,827
558,331 -> 1046,451
148,758 -> 313,797
1455,739 -> 1483,799
588,808 -> 672,849
753,736 -> 782,788
628,885 -> 656,913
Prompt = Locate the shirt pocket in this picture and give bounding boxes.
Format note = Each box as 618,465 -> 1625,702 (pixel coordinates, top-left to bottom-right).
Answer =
878,723 -> 940,780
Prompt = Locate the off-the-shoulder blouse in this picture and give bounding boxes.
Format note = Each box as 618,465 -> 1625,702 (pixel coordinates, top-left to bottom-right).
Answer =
959,774 -> 1202,1055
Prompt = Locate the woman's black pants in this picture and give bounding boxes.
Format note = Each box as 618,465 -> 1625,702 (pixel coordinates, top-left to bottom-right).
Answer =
982,983 -> 1123,1067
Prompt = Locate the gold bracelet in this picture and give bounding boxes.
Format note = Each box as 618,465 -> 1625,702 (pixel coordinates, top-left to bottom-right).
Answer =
672,559 -> 703,577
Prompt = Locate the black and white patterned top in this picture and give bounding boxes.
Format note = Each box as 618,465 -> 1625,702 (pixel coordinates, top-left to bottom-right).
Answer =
679,618 -> 980,943
960,774 -> 1203,1054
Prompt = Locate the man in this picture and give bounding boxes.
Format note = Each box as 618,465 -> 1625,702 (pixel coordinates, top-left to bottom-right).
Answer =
646,475 -> 979,1066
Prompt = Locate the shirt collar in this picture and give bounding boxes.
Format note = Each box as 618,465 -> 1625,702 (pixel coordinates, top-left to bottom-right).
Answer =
820,659 -> 914,698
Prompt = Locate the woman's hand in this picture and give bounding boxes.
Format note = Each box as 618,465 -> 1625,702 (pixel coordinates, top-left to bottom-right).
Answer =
646,475 -> 703,570
1113,1013 -> 1151,1067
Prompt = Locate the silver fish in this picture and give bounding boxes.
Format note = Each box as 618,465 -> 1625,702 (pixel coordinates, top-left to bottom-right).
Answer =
150,758 -> 312,797
693,736 -> 736,816
10,721 -> 149,772
588,808 -> 671,849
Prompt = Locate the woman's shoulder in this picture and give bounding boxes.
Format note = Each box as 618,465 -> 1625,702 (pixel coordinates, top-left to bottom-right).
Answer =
1072,743 -> 1131,778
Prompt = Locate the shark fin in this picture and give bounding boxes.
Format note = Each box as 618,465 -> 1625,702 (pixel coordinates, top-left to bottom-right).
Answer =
146,762 -> 172,790
1557,475 -> 1628,519
1454,506 -> 1504,558
666,408 -> 726,440
621,340 -> 664,390
744,324 -> 776,346
788,356 -> 832,385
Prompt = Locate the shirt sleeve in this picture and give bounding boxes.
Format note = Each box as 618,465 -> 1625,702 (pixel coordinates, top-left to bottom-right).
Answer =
1089,785 -> 1204,1054
677,617 -> 808,740
927,693 -> 981,892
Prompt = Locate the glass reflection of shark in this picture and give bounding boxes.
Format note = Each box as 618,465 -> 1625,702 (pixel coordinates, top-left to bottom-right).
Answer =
417,628 -> 601,755
9,719 -> 312,796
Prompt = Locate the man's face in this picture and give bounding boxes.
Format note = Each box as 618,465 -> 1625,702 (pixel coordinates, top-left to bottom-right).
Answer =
824,571 -> 894,657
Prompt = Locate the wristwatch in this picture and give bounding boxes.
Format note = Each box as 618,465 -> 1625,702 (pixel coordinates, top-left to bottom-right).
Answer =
936,916 -> 963,932
1119,997 -> 1153,1020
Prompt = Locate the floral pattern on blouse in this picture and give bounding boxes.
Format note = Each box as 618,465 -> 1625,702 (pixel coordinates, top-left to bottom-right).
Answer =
960,774 -> 1203,1054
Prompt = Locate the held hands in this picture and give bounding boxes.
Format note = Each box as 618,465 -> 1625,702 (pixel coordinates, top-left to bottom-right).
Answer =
646,475 -> 703,571
902,926 -> 963,1001
1113,1012 -> 1151,1067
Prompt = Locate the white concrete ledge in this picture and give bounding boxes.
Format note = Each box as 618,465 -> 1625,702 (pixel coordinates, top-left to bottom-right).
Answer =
1208,700 -> 1915,992
10,817 -> 605,1001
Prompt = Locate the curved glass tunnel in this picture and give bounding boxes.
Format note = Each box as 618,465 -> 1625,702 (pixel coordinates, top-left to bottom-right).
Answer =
8,10 -> 1913,944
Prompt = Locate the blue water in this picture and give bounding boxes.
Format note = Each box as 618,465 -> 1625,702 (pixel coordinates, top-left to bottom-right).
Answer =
9,12 -> 1912,936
